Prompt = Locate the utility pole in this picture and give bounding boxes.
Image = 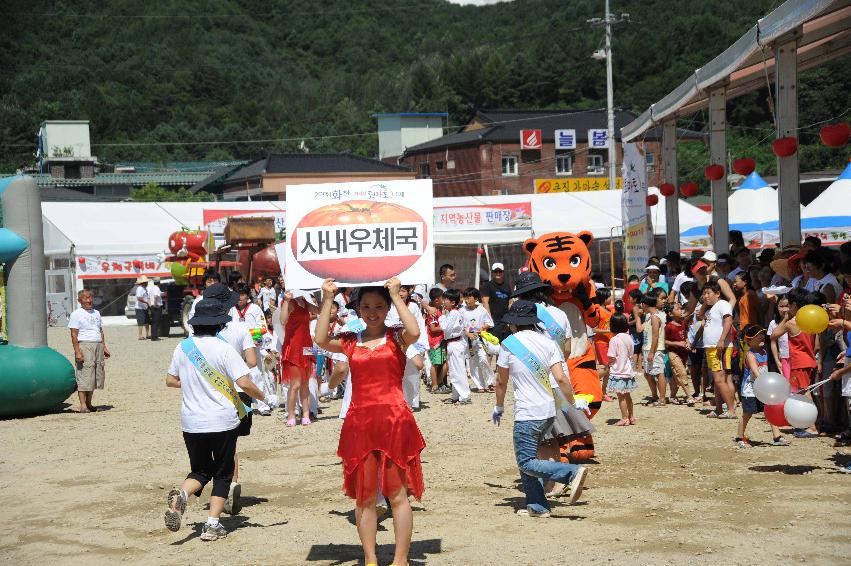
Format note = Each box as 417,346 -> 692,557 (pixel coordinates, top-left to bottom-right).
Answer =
589,2 -> 629,191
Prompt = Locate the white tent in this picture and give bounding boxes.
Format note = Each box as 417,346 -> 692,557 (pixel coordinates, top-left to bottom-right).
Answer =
802,162 -> 851,245
532,189 -> 711,241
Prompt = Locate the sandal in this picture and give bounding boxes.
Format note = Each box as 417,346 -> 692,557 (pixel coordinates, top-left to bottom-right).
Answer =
628,417 -> 637,425
286,418 -> 296,427
717,412 -> 738,419
614,418 -> 630,426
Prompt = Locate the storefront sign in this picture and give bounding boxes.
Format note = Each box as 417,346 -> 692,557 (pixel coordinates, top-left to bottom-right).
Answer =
520,129 -> 542,150
534,177 -> 622,193
284,180 -> 434,288
554,129 -> 576,149
76,254 -> 169,279
588,129 -> 608,148
434,202 -> 531,230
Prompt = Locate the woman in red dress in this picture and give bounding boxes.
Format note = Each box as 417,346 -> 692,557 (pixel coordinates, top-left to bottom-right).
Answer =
315,277 -> 424,566
279,291 -> 318,426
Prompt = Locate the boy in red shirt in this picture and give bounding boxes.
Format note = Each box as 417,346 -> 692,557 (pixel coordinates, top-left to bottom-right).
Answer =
426,287 -> 449,393
665,302 -> 695,405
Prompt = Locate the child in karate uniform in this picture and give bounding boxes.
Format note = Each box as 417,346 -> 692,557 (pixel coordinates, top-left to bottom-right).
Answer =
386,285 -> 429,410
434,289 -> 470,404
461,287 -> 495,392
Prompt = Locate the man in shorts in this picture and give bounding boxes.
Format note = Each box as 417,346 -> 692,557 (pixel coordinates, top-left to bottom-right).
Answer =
69,289 -> 110,412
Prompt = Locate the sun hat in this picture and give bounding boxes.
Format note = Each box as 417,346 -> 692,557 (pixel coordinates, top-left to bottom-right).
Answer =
501,300 -> 539,326
491,262 -> 505,271
645,263 -> 661,271
188,298 -> 232,326
691,260 -> 709,275
702,251 -> 718,262
202,282 -> 239,310
135,275 -> 149,284
511,271 -> 551,297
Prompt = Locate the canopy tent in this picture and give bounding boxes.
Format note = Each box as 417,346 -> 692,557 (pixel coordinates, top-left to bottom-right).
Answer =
801,161 -> 851,244
680,172 -> 807,248
532,189 -> 712,243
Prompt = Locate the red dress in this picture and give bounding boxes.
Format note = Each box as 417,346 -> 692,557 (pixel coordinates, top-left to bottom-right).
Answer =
282,300 -> 312,369
338,330 -> 426,504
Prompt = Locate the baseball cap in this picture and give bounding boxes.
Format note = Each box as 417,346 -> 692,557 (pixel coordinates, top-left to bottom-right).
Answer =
717,253 -> 732,264
701,251 -> 717,262
491,262 -> 505,271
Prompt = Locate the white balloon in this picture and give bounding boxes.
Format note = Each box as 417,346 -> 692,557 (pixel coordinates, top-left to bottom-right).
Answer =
753,372 -> 791,405
783,394 -> 818,429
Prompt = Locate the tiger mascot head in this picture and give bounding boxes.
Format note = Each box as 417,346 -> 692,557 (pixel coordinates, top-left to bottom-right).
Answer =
523,231 -> 595,304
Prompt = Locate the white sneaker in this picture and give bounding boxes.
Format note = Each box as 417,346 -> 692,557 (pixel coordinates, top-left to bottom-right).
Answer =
516,508 -> 551,518
200,522 -> 227,541
566,466 -> 588,504
223,482 -> 241,515
164,489 -> 187,532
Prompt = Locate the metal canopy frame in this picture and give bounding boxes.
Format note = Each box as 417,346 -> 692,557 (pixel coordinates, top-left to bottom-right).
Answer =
622,0 -> 851,141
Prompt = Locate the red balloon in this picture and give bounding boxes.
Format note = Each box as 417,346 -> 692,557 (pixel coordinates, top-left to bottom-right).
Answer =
765,403 -> 789,427
659,183 -> 676,197
646,194 -> 659,206
704,164 -> 725,181
732,158 -> 755,175
680,182 -> 698,197
772,137 -> 798,157
819,123 -> 850,147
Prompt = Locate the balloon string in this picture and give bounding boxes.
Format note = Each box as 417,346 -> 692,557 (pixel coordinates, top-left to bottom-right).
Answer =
799,378 -> 831,395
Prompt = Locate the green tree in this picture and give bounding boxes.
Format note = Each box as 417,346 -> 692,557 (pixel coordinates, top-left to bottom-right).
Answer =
131,182 -> 214,202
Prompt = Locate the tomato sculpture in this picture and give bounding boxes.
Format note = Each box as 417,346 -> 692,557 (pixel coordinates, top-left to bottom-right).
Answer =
291,200 -> 427,284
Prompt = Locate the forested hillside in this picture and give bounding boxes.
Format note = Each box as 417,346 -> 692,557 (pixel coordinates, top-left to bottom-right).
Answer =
1,0 -> 848,185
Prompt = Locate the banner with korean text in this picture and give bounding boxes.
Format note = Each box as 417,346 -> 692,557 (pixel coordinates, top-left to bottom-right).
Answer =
621,142 -> 652,277
534,177 -> 623,193
284,179 -> 434,289
434,202 -> 531,231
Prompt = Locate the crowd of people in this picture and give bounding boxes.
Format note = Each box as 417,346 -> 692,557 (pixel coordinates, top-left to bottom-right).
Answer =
63,235 -> 851,561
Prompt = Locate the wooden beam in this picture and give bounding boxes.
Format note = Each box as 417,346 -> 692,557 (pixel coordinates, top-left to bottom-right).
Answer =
775,34 -> 802,246
709,88 -> 728,253
662,120 -> 679,253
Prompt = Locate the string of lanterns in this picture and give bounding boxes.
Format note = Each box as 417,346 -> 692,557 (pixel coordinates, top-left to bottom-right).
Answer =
645,122 -> 848,207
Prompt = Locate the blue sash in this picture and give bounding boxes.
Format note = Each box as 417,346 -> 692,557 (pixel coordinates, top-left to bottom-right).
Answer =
502,334 -> 553,397
215,331 -> 254,415
181,337 -> 248,418
536,304 -> 565,349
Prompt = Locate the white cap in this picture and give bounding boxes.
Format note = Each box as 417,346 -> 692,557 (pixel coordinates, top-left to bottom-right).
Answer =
702,251 -> 718,262
645,263 -> 661,271
491,262 -> 505,271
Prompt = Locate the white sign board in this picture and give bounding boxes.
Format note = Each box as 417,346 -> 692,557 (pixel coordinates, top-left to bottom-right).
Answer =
588,129 -> 608,148
554,129 -> 576,149
284,179 -> 434,289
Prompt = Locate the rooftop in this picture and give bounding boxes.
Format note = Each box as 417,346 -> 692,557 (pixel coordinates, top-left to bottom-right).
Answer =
225,153 -> 412,182
403,108 -> 704,154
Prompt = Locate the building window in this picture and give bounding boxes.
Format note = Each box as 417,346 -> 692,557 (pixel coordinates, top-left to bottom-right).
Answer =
502,155 -> 517,176
556,153 -> 573,175
52,257 -> 71,269
418,162 -> 431,177
646,151 -> 656,173
436,160 -> 445,170
587,154 -> 604,175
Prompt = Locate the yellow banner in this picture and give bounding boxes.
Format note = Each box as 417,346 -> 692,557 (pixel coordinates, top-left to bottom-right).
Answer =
535,177 -> 623,193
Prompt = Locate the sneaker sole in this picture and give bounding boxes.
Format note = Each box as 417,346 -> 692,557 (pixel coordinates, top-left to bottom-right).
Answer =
566,467 -> 588,504
200,530 -> 227,541
231,483 -> 242,515
516,509 -> 551,518
164,489 -> 185,532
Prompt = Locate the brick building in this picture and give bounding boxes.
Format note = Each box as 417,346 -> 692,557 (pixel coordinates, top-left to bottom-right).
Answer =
400,109 -> 702,197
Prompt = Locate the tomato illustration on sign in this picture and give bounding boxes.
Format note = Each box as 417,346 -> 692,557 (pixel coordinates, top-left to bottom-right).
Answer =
292,200 -> 427,284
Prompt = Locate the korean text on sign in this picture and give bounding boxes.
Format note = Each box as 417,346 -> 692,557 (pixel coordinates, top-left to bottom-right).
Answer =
296,223 -> 423,261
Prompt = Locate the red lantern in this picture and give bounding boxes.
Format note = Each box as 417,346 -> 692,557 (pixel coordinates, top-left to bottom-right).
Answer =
132,259 -> 143,269
732,158 -> 755,175
77,257 -> 85,265
704,164 -> 725,181
680,182 -> 698,197
819,123 -> 850,148
765,403 -> 789,427
772,137 -> 798,157
659,183 -> 676,197
646,194 -> 659,206
477,247 -> 485,256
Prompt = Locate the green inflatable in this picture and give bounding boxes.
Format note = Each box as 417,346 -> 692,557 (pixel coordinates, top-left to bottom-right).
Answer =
0,175 -> 75,417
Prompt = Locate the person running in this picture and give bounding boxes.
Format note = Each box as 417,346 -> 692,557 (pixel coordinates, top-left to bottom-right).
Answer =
492,300 -> 589,518
163,298 -> 277,540
315,277 -> 424,566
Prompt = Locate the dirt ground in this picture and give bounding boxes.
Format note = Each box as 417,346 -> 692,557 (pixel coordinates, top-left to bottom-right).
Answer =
1,325 -> 849,565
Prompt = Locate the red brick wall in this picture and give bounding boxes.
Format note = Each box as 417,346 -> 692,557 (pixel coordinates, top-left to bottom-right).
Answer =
402,140 -> 663,197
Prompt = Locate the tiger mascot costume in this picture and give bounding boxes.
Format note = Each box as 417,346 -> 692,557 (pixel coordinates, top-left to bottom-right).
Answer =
523,230 -> 608,462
